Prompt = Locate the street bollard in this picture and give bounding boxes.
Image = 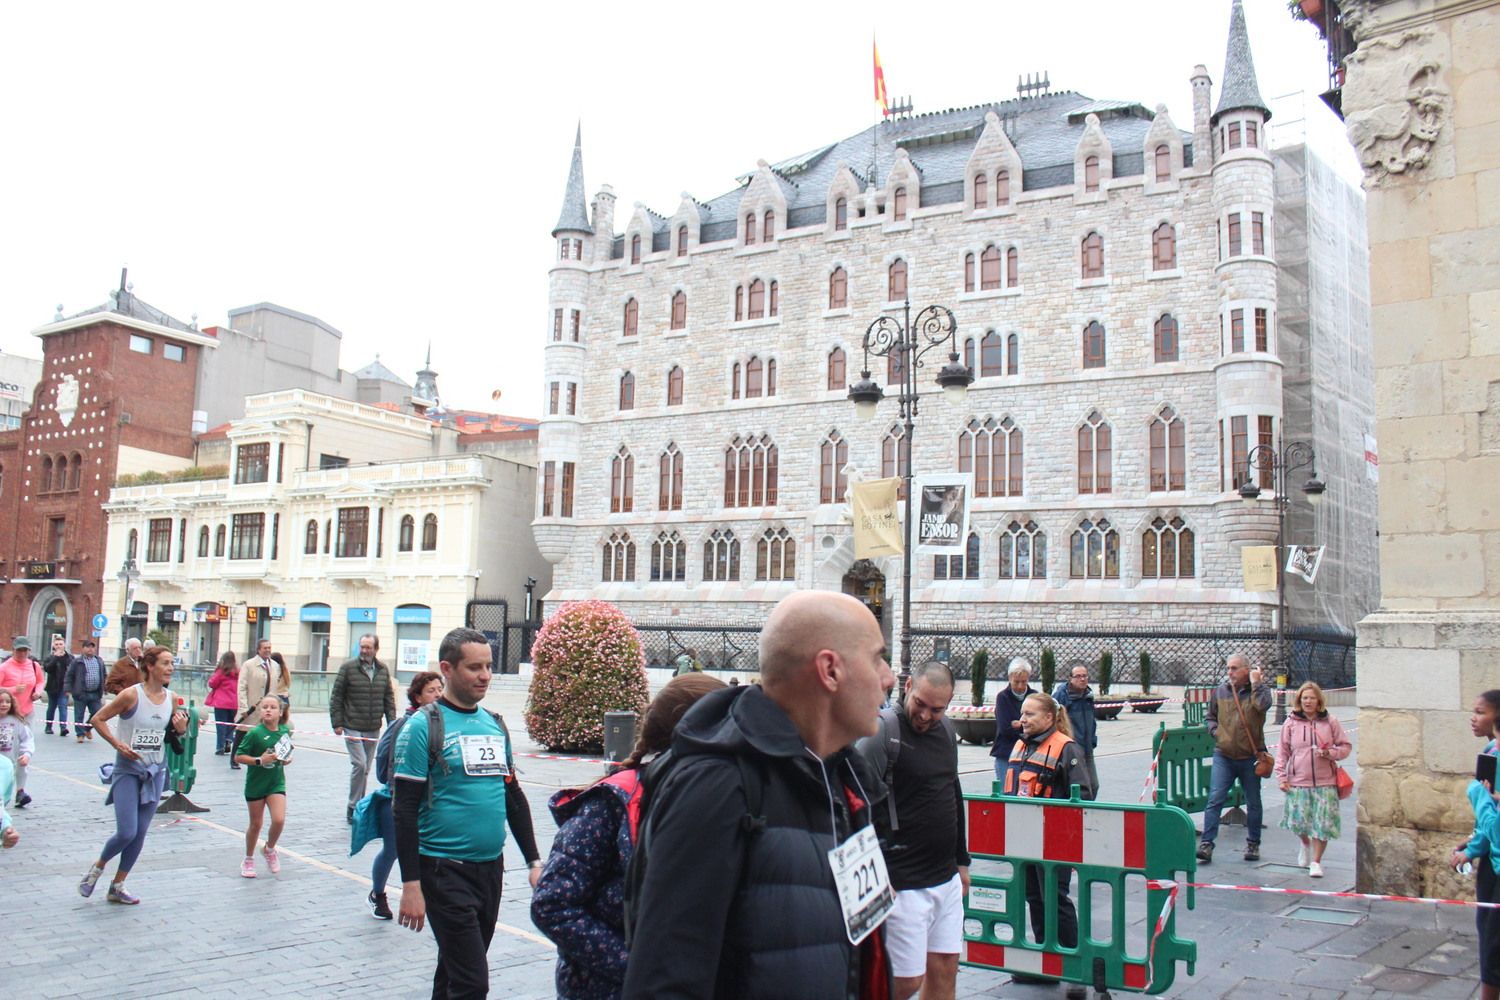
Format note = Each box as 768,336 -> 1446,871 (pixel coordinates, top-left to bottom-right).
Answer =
158,697 -> 209,814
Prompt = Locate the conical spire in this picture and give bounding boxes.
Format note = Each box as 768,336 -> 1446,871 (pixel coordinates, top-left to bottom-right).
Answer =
552,123 -> 594,236
413,342 -> 440,404
1212,0 -> 1271,124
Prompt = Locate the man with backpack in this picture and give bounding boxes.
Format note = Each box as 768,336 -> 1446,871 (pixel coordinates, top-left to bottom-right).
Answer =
393,627 -> 541,999
855,660 -> 969,1000
622,590 -> 896,1000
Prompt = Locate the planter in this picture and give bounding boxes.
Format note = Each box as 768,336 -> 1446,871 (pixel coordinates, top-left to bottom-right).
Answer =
1128,696 -> 1167,714
1094,699 -> 1127,721
952,717 -> 996,746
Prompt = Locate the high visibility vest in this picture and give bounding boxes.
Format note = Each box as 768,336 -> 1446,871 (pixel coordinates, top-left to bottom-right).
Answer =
1004,729 -> 1075,799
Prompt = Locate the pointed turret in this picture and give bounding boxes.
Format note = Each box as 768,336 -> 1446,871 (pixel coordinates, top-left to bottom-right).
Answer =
413,343 -> 439,405
1213,0 -> 1270,125
552,124 -> 594,236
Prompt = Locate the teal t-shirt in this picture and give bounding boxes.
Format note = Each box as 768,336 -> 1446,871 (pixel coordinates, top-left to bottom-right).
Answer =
394,702 -> 511,862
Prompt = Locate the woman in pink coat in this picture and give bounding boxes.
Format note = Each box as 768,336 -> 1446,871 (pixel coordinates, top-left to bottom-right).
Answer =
205,652 -> 240,757
1275,681 -> 1352,878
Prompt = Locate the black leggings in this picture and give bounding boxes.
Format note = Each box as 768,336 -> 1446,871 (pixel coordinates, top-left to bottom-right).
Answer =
1479,856 -> 1500,987
421,855 -> 503,999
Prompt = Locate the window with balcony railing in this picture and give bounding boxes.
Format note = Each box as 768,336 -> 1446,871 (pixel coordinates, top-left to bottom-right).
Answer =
336,507 -> 369,558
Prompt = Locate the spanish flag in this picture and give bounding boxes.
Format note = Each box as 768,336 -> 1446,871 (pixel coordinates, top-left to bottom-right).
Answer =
873,39 -> 889,117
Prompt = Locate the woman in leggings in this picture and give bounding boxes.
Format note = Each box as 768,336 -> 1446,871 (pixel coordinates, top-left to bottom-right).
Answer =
78,645 -> 187,904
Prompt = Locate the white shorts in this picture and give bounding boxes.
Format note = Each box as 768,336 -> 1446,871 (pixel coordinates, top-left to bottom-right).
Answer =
883,872 -> 964,978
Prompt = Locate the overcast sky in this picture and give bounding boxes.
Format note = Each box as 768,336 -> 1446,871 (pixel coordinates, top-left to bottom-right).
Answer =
0,0 -> 1351,418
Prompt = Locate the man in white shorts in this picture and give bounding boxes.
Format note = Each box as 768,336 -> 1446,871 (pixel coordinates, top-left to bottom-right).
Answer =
856,660 -> 969,1000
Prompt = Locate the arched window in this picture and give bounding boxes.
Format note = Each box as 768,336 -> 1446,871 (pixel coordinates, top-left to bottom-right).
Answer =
768,280 -> 778,318
820,431 -> 849,504
1155,144 -> 1172,182
762,210 -> 775,243
602,531 -> 635,582
41,456 -> 53,492
1006,247 -> 1019,287
882,424 -> 908,498
198,525 -> 210,558
888,258 -> 907,301
610,446 -> 635,513
963,337 -> 975,373
1082,321 -> 1107,369
745,357 -> 764,398
630,233 -> 641,265
828,267 -> 847,309
1006,333 -> 1020,375
1084,155 -> 1100,192
70,453 -> 82,490
324,518 -> 331,554
891,187 -> 907,221
826,347 -> 847,390
1142,516 -> 1195,578
756,527 -> 795,581
747,279 -> 766,320
723,433 -> 778,508
1152,222 -> 1177,271
216,524 -> 227,557
677,225 -> 689,256
958,416 -> 1023,497
972,172 -> 987,209
1081,232 -> 1104,279
1155,314 -> 1179,363
766,358 -> 777,396
618,371 -> 635,411
995,170 -> 1010,206
999,520 -> 1047,579
658,443 -> 683,511
979,245 -> 1002,291
703,529 -> 740,582
421,513 -> 438,551
398,515 -> 413,552
1077,411 -> 1113,494
127,528 -> 139,560
744,212 -> 757,246
834,197 -> 848,231
936,532 -> 980,581
622,298 -> 638,337
666,365 -> 684,406
734,285 -> 744,322
1150,406 -> 1187,492
979,331 -> 1004,378
666,291 -> 686,331
1070,517 -> 1119,579
963,252 -> 976,293
651,531 -> 687,582
730,361 -> 742,400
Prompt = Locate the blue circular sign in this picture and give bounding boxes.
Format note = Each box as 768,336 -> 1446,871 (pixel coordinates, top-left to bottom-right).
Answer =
91,613 -> 109,630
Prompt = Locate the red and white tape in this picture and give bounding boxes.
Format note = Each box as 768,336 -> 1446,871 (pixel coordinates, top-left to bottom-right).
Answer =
1146,878 -> 1500,910
1138,749 -> 1161,803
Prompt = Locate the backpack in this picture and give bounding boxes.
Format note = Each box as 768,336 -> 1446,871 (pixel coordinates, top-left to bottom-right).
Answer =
419,701 -> 515,806
621,748 -> 767,946
863,704 -> 957,832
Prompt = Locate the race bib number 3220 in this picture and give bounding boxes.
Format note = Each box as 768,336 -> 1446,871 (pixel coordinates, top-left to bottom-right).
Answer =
459,735 -> 510,777
131,729 -> 164,753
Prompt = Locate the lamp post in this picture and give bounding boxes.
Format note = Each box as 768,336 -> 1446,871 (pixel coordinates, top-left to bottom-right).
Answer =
1238,436 -> 1326,724
847,297 -> 972,698
115,557 -> 140,659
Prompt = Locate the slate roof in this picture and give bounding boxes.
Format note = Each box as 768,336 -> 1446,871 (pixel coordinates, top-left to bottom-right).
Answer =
553,124 -> 594,236
352,358 -> 410,386
1214,0 -> 1270,123
66,288 -> 195,332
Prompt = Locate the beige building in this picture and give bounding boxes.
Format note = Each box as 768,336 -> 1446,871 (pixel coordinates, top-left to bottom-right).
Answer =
100,389 -> 550,676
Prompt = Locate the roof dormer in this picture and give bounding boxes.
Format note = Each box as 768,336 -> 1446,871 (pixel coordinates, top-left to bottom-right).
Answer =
1074,113 -> 1113,203
825,164 -> 865,236
739,160 -> 789,250
883,149 -> 920,227
964,111 -> 1023,218
1143,105 -> 1185,194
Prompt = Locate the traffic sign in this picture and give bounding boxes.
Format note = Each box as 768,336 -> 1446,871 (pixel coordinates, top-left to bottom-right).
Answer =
92,613 -> 109,630
92,629 -> 103,638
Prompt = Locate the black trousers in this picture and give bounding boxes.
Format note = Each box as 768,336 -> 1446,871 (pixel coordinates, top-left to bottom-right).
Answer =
1023,863 -> 1078,950
420,854 -> 503,1000
1479,855 -> 1500,987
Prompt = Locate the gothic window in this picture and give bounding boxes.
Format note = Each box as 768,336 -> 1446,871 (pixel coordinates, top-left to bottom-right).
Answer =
1081,232 -> 1104,279
882,424 -> 908,499
1155,144 -> 1171,182
619,371 -> 635,411
827,347 -> 846,390
1082,321 -> 1107,369
731,362 -> 741,400
398,514 -> 414,552
1155,314 -> 1179,363
703,528 -> 740,582
888,258 -> 907,301
1084,155 -> 1100,192
763,210 -> 775,243
768,280 -> 779,317
964,336 -> 975,373
748,279 -> 766,320
306,519 -> 320,555
744,212 -> 756,246
746,357 -> 764,398
735,285 -> 744,322
610,446 -> 635,514
1069,518 -> 1119,579
421,514 -> 437,551
1006,247 -> 1018,287
935,532 -> 980,581
666,365 -> 684,406
602,531 -> 635,582
829,267 -> 847,309
973,173 -> 987,209
766,358 -> 777,396
658,443 -> 683,511
1150,405 -> 1186,492
1007,333 -> 1019,375
723,433 -> 778,507
623,298 -> 638,337
979,331 -> 1003,378
630,234 -> 641,265
980,245 -> 1001,291
891,187 -> 907,221
999,520 -> 1047,580
1142,516 -> 1195,578
670,292 -> 687,330
820,431 -> 848,504
1077,411 -> 1113,494
995,170 -> 1010,206
651,531 -> 686,582
677,225 -> 688,256
835,197 -> 848,231
964,253 -> 975,293
958,416 -> 1023,497
756,527 -> 795,581
40,455 -> 52,492
1152,223 -> 1176,271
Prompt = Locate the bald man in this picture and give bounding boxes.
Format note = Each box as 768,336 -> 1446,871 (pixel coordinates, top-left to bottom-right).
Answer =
623,591 -> 897,1000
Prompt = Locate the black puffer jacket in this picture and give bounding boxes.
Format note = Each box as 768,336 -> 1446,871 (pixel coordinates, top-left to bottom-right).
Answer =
621,685 -> 890,1000
328,657 -> 396,732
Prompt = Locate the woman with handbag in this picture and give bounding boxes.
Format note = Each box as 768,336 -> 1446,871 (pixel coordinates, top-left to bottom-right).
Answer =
1275,682 -> 1352,878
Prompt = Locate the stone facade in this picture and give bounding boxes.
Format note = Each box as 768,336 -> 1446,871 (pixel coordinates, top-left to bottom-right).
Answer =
1340,0 -> 1500,898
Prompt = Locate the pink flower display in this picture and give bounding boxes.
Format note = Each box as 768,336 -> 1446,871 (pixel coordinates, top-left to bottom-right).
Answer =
525,600 -> 650,752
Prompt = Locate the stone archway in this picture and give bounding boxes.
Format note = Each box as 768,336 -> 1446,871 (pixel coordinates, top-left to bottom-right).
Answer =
26,586 -> 73,647
842,559 -> 890,646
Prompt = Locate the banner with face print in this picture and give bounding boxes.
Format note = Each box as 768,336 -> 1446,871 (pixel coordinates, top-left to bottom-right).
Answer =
914,475 -> 970,554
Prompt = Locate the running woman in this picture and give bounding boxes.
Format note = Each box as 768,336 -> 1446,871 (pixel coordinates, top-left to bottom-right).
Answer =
236,694 -> 293,878
78,645 -> 188,904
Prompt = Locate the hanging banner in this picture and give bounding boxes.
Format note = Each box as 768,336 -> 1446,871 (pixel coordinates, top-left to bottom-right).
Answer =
1364,433 -> 1379,483
852,477 -> 903,559
1286,545 -> 1326,585
1241,546 -> 1277,592
914,474 -> 970,554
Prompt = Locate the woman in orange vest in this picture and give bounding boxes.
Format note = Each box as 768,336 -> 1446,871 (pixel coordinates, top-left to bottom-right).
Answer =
1003,693 -> 1094,995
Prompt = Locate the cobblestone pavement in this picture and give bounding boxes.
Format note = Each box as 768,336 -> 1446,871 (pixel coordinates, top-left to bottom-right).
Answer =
3,685 -> 1483,998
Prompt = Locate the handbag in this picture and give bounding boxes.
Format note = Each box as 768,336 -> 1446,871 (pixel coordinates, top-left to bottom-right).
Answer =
1334,765 -> 1354,800
1230,681 -> 1275,778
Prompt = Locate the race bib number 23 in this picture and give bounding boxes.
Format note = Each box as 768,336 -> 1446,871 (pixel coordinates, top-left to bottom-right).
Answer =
459,735 -> 510,777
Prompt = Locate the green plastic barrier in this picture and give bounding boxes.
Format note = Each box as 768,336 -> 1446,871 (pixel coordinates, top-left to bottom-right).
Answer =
158,698 -> 208,813
962,787 -> 1197,995
1152,722 -> 1243,814
1181,686 -> 1215,727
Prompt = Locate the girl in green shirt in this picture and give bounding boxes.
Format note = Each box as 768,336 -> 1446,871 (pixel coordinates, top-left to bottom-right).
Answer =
235,695 -> 293,879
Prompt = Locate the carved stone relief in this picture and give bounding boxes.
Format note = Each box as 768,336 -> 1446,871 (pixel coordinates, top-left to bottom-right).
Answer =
1344,26 -> 1450,185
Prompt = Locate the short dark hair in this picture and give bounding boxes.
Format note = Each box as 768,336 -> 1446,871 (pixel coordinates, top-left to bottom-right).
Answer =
913,659 -> 954,690
83,640 -> 96,648
438,627 -> 490,667
406,670 -> 443,709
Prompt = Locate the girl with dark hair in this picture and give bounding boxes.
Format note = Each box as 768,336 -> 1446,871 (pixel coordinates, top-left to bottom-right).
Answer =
206,651 -> 240,755
1455,690 -> 1500,1000
532,673 -> 726,1000
79,646 -> 189,904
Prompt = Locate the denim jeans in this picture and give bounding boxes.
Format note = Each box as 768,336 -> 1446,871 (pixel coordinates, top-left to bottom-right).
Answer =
73,694 -> 102,731
1201,750 -> 1263,845
370,795 -> 397,893
45,694 -> 70,729
212,708 -> 237,752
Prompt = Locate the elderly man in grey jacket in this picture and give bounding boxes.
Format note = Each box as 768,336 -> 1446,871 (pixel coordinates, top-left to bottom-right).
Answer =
329,634 -> 396,823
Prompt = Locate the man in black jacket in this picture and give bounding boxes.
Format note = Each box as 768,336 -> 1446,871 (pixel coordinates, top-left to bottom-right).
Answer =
622,591 -> 896,1000
41,636 -> 73,737
330,634 -> 397,823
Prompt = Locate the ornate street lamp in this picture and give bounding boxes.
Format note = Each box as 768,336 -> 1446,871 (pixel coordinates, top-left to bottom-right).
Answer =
115,556 -> 140,658
1239,438 -> 1326,723
848,298 -> 972,698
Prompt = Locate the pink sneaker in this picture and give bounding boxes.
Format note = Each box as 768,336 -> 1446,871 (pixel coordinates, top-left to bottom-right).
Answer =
240,856 -> 256,879
263,846 -> 281,875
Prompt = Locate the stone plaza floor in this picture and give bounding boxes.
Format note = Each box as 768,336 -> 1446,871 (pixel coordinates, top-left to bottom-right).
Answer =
3,683 -> 1484,998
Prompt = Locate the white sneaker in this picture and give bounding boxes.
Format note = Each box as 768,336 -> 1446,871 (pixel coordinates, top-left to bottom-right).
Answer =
1297,845 -> 1308,867
1309,861 -> 1324,878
